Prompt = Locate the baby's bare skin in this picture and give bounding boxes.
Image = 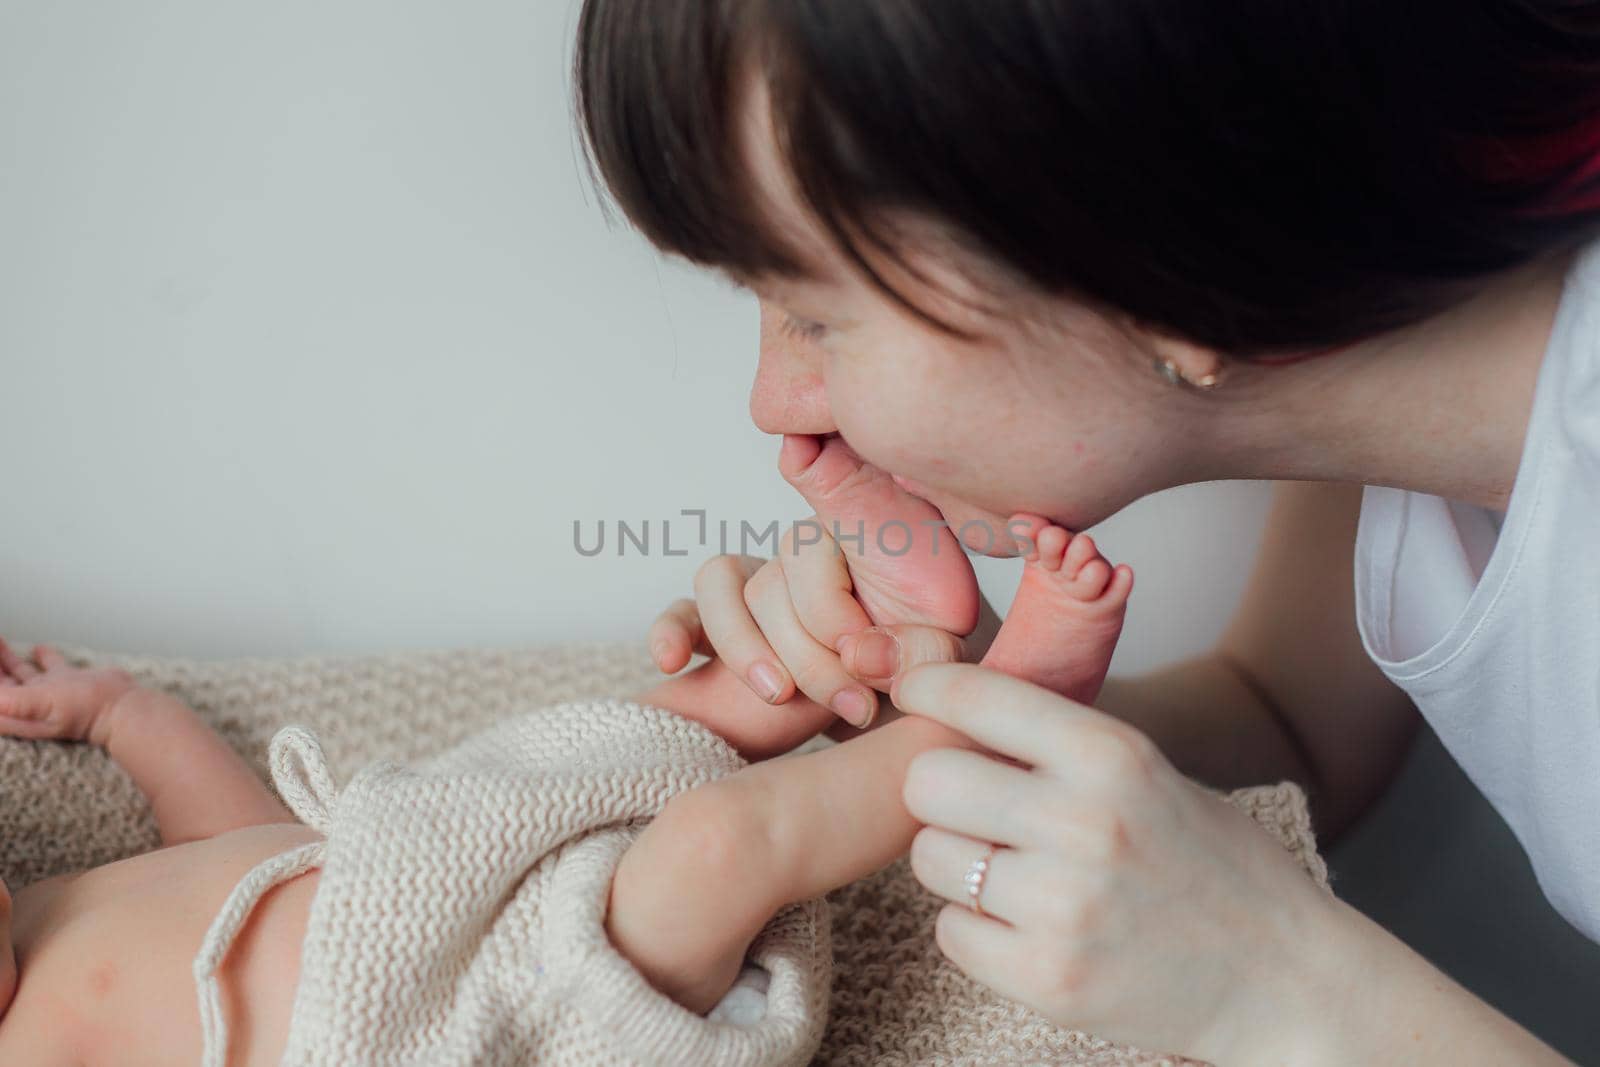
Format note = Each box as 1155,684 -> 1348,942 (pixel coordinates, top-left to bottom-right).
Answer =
0,644 -> 311,1066
2,824 -> 319,1066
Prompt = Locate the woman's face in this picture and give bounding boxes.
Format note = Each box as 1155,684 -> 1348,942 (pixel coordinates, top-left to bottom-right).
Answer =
748,279 -> 1213,545
749,288 -> 1183,545
739,100 -> 1211,544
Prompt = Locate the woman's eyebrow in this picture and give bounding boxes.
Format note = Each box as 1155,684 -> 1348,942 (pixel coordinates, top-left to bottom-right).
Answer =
729,269 -> 843,307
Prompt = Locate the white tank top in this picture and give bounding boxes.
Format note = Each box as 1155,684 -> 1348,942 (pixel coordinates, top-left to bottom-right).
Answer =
1354,237 -> 1600,942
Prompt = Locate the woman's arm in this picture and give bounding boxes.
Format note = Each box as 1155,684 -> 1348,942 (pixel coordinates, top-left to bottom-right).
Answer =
1284,897 -> 1576,1066
1097,480 -> 1419,837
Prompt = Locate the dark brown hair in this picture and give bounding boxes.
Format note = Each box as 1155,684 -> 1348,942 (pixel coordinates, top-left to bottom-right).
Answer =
576,0 -> 1600,357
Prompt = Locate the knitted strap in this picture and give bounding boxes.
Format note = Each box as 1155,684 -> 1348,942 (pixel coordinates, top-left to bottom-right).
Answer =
192,726 -> 342,1067
269,725 -> 341,832
193,840 -> 324,1067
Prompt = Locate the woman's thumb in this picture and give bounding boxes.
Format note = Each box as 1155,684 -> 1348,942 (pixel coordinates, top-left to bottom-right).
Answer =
838,624 -> 968,691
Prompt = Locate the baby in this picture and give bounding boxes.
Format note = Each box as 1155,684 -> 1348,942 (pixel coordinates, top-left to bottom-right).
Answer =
0,513 -> 1131,1064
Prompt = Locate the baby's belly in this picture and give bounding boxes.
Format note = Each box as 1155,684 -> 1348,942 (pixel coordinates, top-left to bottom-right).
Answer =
2,823 -> 322,1067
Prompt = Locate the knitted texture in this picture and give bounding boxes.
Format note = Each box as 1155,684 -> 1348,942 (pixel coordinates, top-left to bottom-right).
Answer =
0,641 -> 1329,1065
223,703 -> 829,1067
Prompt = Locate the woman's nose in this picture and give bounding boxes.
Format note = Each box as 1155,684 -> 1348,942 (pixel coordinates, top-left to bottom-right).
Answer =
748,301 -> 837,436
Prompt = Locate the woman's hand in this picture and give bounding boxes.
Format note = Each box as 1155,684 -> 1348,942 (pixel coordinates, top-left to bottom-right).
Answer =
646,522 -> 981,731
893,661 -> 1354,1062
646,433 -> 1009,730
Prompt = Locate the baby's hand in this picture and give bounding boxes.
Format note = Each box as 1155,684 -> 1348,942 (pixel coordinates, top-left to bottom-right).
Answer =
0,637 -> 137,746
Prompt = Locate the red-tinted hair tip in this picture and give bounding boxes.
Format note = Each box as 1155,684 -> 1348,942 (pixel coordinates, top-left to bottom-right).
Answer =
1467,115 -> 1600,218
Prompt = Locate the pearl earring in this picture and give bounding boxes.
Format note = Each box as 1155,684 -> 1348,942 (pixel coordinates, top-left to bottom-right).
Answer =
1154,358 -> 1222,390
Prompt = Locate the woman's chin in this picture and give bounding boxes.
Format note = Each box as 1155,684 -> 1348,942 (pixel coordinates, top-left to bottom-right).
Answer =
910,492 -> 1029,559
886,469 -> 1053,558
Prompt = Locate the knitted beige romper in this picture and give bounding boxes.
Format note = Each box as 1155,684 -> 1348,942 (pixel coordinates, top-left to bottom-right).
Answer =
190,700 -> 833,1066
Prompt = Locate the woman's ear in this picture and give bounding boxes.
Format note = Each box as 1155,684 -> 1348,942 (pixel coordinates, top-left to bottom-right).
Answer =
1141,330 -> 1226,388
1112,310 -> 1225,387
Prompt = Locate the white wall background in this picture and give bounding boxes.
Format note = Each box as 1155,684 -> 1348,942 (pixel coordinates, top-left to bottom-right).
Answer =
0,0 -> 1271,668
2,2 -> 1595,1058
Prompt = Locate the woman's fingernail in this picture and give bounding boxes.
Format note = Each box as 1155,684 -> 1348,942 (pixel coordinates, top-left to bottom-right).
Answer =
749,662 -> 784,703
833,687 -> 875,728
849,630 -> 900,679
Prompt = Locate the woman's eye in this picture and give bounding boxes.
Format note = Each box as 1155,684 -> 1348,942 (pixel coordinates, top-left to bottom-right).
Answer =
779,314 -> 829,342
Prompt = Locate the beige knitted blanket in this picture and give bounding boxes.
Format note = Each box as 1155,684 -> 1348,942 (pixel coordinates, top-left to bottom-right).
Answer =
0,641 -> 1328,1066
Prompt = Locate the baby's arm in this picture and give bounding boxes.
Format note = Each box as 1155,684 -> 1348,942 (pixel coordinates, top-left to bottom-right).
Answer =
0,638 -> 294,847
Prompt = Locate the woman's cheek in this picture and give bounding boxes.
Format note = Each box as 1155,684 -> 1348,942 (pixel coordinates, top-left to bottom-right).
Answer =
820,360 -> 904,461
824,350 -> 957,468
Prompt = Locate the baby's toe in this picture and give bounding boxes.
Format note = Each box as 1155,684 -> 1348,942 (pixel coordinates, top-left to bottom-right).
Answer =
1062,532 -> 1104,580
1104,563 -> 1135,606
1033,525 -> 1071,571
1072,558 -> 1113,599
1004,513 -> 1052,562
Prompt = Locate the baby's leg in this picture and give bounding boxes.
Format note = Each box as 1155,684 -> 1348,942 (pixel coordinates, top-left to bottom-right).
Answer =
609,711 -> 977,1012
980,516 -> 1134,705
631,655 -> 838,762
610,520 -> 1132,1011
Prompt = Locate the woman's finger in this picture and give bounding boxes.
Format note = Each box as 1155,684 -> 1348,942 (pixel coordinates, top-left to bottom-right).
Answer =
693,555 -> 795,704
745,562 -> 879,728
647,599 -> 709,673
932,902 -> 1046,1010
891,662 -> 1143,777
777,516 -> 873,653
32,644 -> 66,672
838,624 -> 967,691
902,747 -> 1057,847
909,826 -> 1063,926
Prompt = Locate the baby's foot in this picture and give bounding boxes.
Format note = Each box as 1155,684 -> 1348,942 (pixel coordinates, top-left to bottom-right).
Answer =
980,514 -> 1133,705
779,434 -> 981,636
